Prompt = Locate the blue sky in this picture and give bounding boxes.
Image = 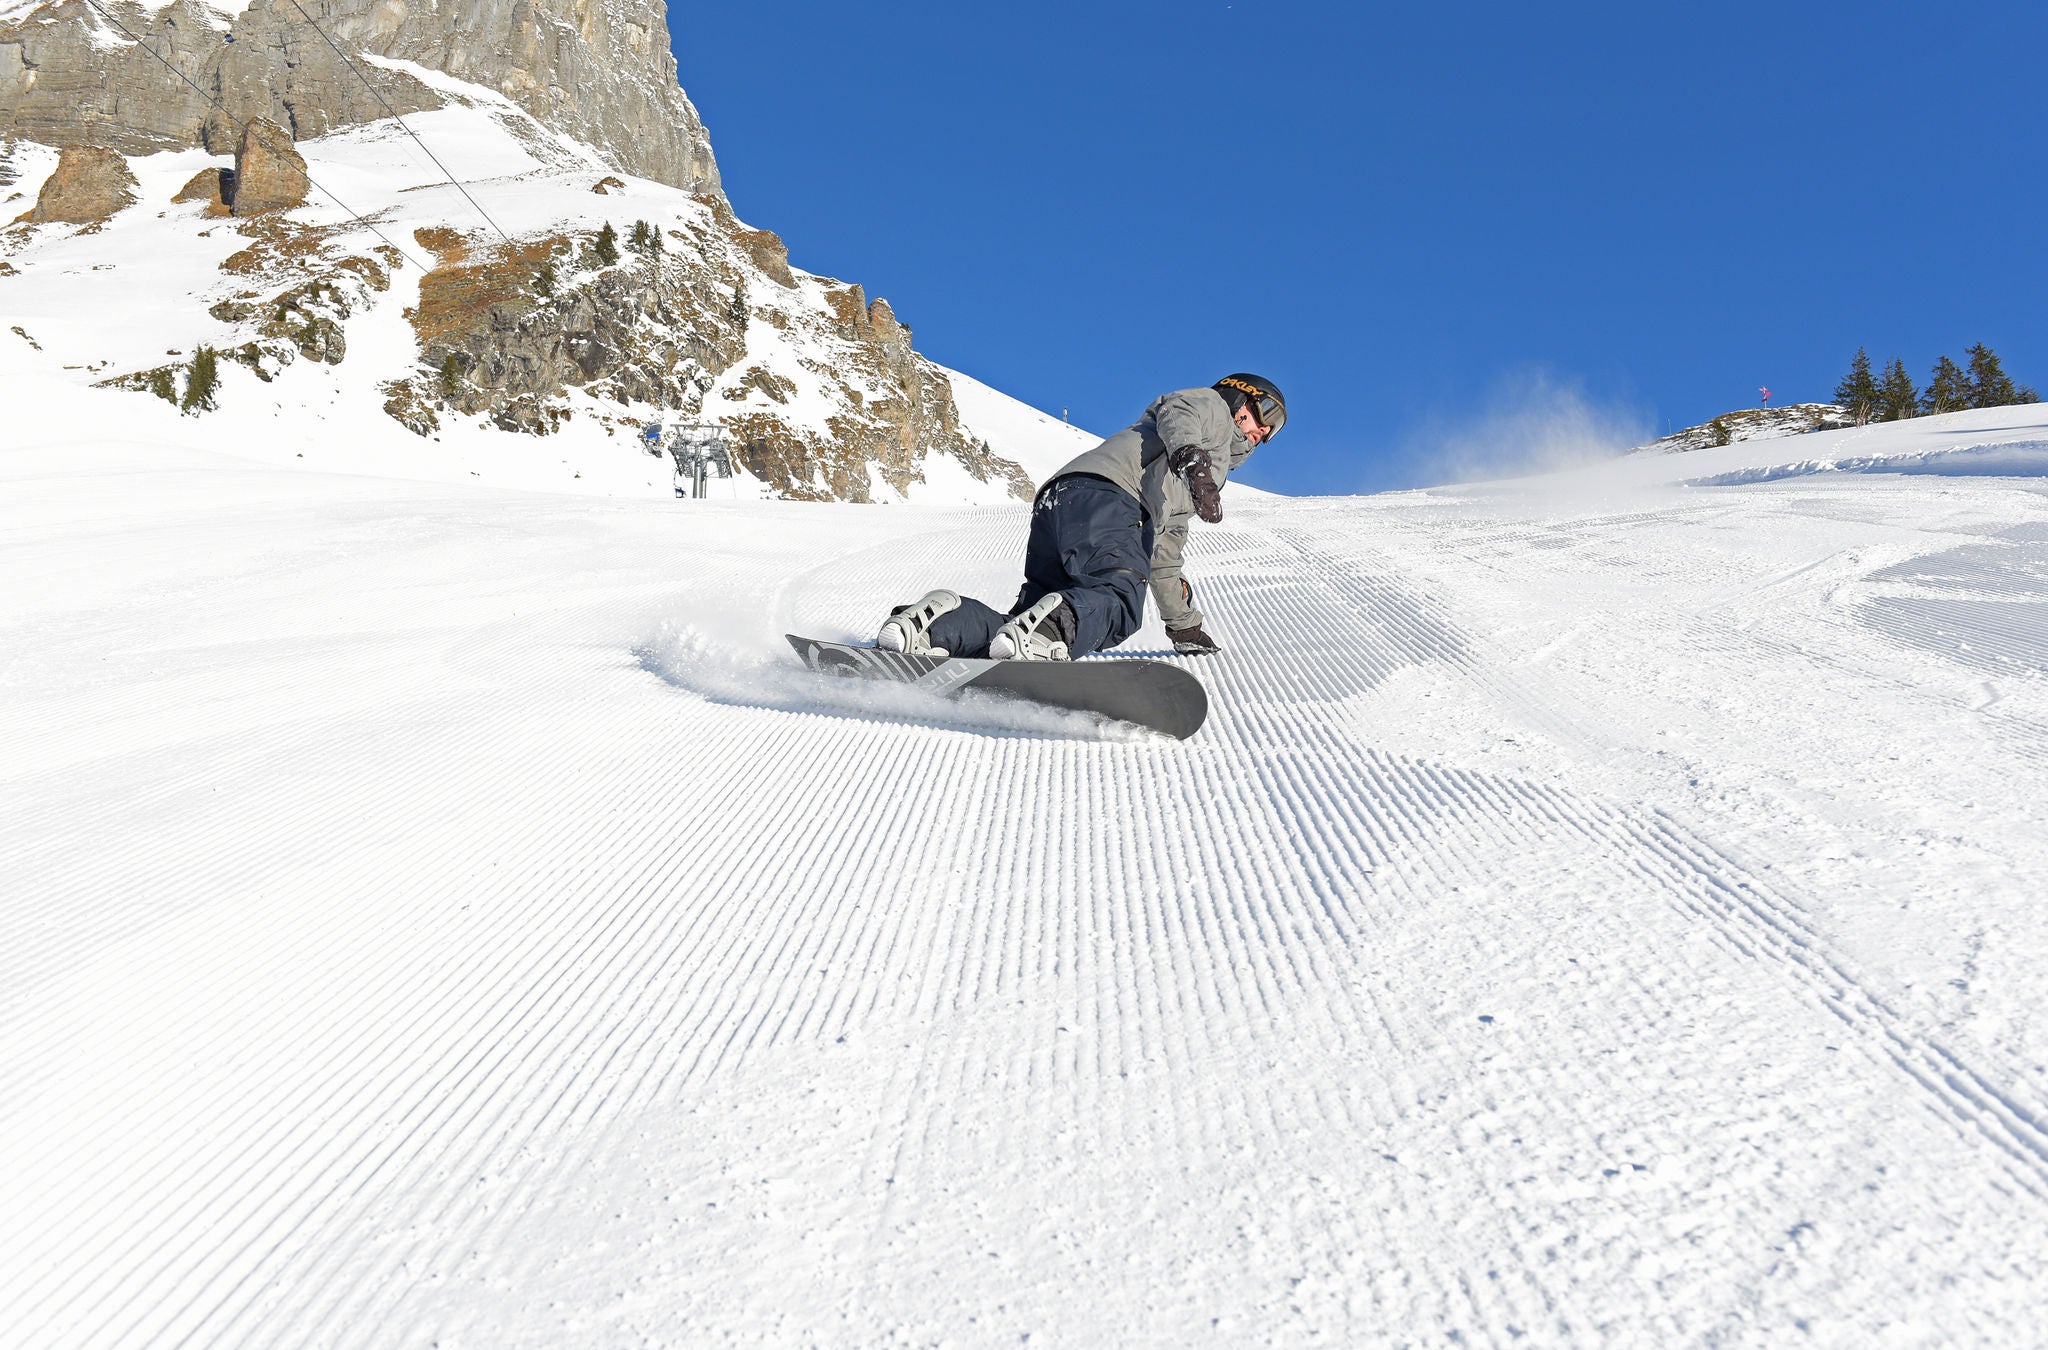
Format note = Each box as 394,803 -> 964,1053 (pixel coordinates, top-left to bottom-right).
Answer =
671,1 -> 2046,495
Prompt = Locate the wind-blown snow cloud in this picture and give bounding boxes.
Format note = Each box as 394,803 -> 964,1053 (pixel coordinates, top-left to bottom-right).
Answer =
1404,369 -> 1651,487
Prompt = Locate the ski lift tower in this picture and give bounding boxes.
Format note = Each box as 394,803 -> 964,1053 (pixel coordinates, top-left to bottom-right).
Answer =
643,420 -> 734,498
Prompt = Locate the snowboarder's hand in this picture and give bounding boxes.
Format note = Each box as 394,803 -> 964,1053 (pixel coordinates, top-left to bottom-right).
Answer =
1167,445 -> 1222,524
1168,623 -> 1220,655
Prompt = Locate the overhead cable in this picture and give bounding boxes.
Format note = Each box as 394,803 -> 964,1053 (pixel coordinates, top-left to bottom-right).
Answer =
278,0 -> 516,247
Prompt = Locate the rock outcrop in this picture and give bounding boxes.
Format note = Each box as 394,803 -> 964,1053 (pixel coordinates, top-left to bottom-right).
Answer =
403,223 -> 743,434
699,193 -> 795,288
382,204 -> 1029,501
0,0 -> 720,196
172,166 -> 230,214
16,143 -> 135,223
228,118 -> 306,216
1632,404 -> 1858,455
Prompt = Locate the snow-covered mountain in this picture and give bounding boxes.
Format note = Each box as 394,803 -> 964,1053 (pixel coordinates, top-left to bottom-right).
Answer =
0,3 -> 1093,502
5,403 -> 2046,1342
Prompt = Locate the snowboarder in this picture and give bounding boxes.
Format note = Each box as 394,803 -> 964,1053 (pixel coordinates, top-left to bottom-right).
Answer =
876,373 -> 1286,661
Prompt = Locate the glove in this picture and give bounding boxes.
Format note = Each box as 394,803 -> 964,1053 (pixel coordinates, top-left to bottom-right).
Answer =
1166,623 -> 1220,655
1166,445 -> 1222,524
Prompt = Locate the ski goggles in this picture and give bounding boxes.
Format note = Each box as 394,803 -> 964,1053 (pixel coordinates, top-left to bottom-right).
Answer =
1218,378 -> 1285,437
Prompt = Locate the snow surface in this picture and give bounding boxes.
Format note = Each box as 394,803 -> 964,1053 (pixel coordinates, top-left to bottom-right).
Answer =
5,394 -> 2048,1343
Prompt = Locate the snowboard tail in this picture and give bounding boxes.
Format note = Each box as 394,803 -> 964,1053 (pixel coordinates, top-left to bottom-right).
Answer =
785,635 -> 1208,740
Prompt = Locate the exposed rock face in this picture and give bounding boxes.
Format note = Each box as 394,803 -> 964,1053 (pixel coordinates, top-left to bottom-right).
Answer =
385,205 -> 1029,500
228,118 -> 306,215
17,143 -> 135,223
1,1 -> 441,155
724,273 -> 1029,502
698,193 -> 794,287
405,223 -> 746,434
0,0 -> 720,196
172,166 -> 230,214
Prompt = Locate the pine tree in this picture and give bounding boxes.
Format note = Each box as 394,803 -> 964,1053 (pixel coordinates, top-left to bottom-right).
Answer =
1876,358 -> 1918,422
2019,383 -> 2041,405
1921,355 -> 1971,415
1965,342 -> 2019,408
594,222 -> 619,266
146,367 -> 177,405
1833,347 -> 1878,424
1707,417 -> 1732,447
534,257 -> 557,298
181,346 -> 219,414
627,219 -> 666,262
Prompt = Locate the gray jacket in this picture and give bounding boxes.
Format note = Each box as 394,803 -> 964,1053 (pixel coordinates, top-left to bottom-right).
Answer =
1049,387 -> 1254,631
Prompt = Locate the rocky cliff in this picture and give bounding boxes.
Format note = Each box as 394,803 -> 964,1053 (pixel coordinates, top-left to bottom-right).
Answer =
0,0 -> 718,196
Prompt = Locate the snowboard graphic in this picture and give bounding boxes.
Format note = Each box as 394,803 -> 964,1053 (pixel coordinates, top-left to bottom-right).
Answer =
785,635 -> 1209,740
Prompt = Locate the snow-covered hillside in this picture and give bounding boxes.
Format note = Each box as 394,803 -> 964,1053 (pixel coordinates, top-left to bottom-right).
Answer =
5,405 -> 2047,1343
1,75 -> 1069,504
942,365 -> 1101,486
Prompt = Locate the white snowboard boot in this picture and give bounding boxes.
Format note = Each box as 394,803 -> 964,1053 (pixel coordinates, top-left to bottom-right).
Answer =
876,589 -> 961,656
988,592 -> 1073,661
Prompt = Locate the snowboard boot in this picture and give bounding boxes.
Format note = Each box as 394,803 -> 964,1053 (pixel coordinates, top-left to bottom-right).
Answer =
988,592 -> 1074,661
877,589 -> 961,657
1167,623 -> 1220,655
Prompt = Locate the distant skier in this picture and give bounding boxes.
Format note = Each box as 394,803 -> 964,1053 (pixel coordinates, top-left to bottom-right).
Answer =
1759,386 -> 1772,406
876,374 -> 1286,661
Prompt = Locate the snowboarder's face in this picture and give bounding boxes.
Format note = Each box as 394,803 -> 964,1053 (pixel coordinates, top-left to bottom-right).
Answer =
1234,403 -> 1272,446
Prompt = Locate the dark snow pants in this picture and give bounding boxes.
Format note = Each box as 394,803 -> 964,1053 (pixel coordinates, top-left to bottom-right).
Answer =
927,473 -> 1156,660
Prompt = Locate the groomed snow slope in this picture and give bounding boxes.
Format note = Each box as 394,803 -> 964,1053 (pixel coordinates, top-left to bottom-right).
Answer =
4,401 -> 2048,1344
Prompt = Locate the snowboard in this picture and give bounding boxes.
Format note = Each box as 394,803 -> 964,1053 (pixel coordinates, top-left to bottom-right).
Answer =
784,635 -> 1209,740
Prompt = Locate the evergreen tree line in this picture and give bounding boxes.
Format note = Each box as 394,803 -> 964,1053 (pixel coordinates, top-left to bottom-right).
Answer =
583,220 -> 668,270
1833,344 -> 2038,424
